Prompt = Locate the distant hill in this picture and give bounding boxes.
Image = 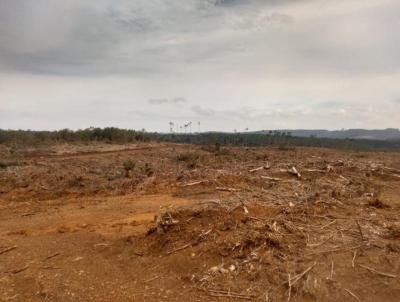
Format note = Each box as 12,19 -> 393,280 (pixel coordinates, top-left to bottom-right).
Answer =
254,128 -> 400,141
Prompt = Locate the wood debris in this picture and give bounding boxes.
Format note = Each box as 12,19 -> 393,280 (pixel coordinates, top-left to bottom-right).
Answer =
261,175 -> 282,181
216,187 -> 239,192
206,288 -> 254,300
288,166 -> 301,178
0,246 -> 17,255
358,264 -> 397,278
344,288 -> 360,302
249,164 -> 270,173
181,181 -> 205,187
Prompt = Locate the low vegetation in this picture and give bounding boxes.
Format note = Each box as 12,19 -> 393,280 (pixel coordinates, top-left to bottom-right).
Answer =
176,152 -> 200,169
1,128 -> 400,152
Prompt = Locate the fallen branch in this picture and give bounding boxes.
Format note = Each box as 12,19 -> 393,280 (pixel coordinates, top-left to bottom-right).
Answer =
249,165 -> 270,173
216,187 -> 239,192
181,181 -> 204,187
305,169 -> 326,173
207,289 -> 253,300
44,252 -> 60,261
167,243 -> 193,255
288,166 -> 301,178
355,220 -> 364,241
144,276 -> 159,283
358,264 -> 397,278
261,176 -> 282,181
290,262 -> 317,286
21,212 -> 35,217
11,264 -> 29,274
352,250 -> 357,268
0,246 -> 17,255
321,220 -> 337,230
307,235 -> 333,248
344,288 -> 360,302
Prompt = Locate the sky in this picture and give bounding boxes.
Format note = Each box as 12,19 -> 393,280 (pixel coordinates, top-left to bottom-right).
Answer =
0,0 -> 399,132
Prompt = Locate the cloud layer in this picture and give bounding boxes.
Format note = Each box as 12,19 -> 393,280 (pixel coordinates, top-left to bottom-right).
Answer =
0,0 -> 399,131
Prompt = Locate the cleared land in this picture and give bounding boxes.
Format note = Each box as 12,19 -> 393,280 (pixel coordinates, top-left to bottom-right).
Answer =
1,143 -> 400,301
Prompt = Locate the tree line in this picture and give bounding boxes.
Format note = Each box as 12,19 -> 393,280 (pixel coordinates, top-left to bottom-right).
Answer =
1,128 -> 400,152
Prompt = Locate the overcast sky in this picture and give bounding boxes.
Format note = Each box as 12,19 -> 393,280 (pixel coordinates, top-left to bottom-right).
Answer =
0,0 -> 399,132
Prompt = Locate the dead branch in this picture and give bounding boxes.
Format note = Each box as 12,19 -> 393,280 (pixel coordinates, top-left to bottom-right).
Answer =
144,276 -> 160,283
287,273 -> 292,302
344,288 -> 360,302
352,250 -> 357,268
307,235 -> 333,248
0,246 -> 17,255
290,262 -> 317,286
321,220 -> 337,229
44,252 -> 60,261
206,288 -> 254,300
261,176 -> 282,181
208,293 -> 253,300
21,212 -> 35,217
249,165 -> 270,173
305,169 -> 326,173
288,166 -> 301,178
358,264 -> 397,278
181,181 -> 204,187
355,220 -> 364,241
10,264 -> 29,274
216,187 -> 239,192
156,212 -> 179,233
166,243 -> 193,255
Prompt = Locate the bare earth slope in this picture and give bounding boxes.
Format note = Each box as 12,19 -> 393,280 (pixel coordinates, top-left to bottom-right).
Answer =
1,143 -> 400,301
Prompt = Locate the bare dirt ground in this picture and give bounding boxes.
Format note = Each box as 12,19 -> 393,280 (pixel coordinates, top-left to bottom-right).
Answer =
1,142 -> 400,301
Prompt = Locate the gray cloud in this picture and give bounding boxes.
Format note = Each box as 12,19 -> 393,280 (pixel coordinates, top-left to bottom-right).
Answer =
1,0 -> 400,131
148,97 -> 186,105
2,0 -> 398,77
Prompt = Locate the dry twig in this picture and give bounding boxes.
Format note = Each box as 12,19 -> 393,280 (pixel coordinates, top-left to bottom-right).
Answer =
352,250 -> 357,268
249,165 -> 270,173
207,288 -> 254,300
356,220 -> 364,241
181,181 -> 204,187
290,262 -> 317,286
307,235 -> 333,248
358,264 -> 397,278
10,264 -> 29,274
0,246 -> 17,255
321,220 -> 336,230
261,176 -> 282,181
216,187 -> 239,192
44,252 -> 60,260
344,288 -> 360,301
288,166 -> 301,178
167,243 -> 193,255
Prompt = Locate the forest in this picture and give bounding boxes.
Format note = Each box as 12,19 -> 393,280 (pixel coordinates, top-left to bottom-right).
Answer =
1,128 -> 400,152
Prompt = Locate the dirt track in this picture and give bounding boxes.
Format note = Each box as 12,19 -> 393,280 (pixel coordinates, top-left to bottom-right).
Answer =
1,143 -> 400,301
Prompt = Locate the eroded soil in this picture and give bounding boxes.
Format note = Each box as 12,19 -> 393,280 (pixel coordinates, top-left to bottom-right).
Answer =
1,143 -> 400,301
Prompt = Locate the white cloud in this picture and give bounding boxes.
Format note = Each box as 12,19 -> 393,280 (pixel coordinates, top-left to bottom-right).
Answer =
0,0 -> 399,131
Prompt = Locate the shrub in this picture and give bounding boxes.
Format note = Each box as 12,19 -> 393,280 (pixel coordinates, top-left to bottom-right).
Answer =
0,161 -> 19,169
176,152 -> 200,169
123,159 -> 136,177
